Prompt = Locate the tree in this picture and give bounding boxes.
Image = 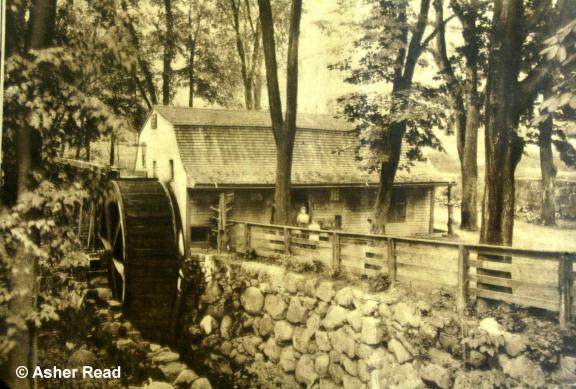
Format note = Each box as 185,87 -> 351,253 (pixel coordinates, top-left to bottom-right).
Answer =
480,0 -> 575,245
432,0 -> 487,231
257,0 -> 302,224
162,0 -> 176,105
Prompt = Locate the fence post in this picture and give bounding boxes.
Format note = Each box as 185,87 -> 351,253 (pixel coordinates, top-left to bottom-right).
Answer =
457,245 -> 469,315
284,226 -> 291,255
244,223 -> 251,251
332,232 -> 341,273
559,254 -> 572,328
387,238 -> 396,285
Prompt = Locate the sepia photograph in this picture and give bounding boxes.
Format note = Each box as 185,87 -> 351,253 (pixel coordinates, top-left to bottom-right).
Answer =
0,0 -> 575,388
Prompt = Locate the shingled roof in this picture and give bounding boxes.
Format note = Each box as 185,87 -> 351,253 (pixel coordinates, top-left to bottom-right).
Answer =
154,107 -> 448,187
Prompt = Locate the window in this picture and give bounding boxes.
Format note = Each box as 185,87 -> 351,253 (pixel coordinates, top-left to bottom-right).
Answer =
330,189 -> 340,201
169,159 -> 174,181
388,189 -> 407,222
190,226 -> 210,242
141,143 -> 146,168
152,161 -> 157,178
250,191 -> 263,201
151,114 -> 157,129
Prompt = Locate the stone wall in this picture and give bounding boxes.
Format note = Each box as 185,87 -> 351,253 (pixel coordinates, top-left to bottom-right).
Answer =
180,254 -> 576,389
516,179 -> 576,222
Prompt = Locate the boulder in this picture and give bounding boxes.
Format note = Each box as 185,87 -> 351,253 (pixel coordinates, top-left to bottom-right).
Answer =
316,301 -> 330,317
159,362 -> 188,381
361,300 -> 379,316
293,327 -> 314,353
393,302 -> 420,328
498,354 -> 545,387
173,369 -> 198,388
319,379 -> 337,389
357,360 -> 370,383
385,363 -> 423,389
315,330 -> 332,352
329,328 -> 356,358
286,297 -> 308,324
199,315 -> 218,335
300,296 -> 318,310
274,321 -> 294,342
341,355 -> 358,376
257,314 -> 274,337
295,354 -> 318,386
366,348 -> 394,369
329,363 -> 345,384
285,273 -> 306,294
361,317 -> 383,345
316,281 -> 336,302
389,338 -> 412,364
220,316 -> 233,339
420,363 -> 452,389
152,351 -> 180,364
241,287 -> 264,314
279,346 -> 297,372
264,294 -> 287,320
347,310 -> 363,332
315,353 -> 330,376
342,374 -> 364,389
322,305 -> 349,330
262,338 -> 282,362
306,313 -> 321,332
190,378 -> 212,389
201,281 -> 221,304
378,303 -> 392,318
335,287 -> 354,307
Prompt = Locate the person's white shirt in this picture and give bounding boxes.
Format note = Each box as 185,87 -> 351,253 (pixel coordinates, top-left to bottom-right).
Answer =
296,208 -> 310,226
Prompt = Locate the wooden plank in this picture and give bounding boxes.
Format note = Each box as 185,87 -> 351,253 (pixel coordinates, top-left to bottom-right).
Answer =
284,227 -> 290,255
559,255 -> 571,328
471,288 -> 559,311
396,252 -> 458,271
388,238 -> 396,284
364,256 -> 384,267
457,245 -> 469,314
333,232 -> 341,273
469,274 -> 558,289
397,263 -> 458,287
245,223 -> 251,251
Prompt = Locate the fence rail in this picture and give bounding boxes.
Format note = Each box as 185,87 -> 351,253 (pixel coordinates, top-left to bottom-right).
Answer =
229,220 -> 576,327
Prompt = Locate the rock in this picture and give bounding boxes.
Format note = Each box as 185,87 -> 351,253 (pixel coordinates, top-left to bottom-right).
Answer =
385,363 -> 423,389
357,360 -> 370,383
329,328 -> 355,358
143,381 -> 175,389
300,278 -> 319,297
316,330 -> 332,352
361,300 -> 379,316
295,354 -> 318,386
322,305 -> 349,329
199,315 -> 218,335
201,281 -> 222,304
420,363 -> 452,389
220,341 -> 233,356
356,343 -> 374,360
306,313 -> 321,332
335,287 -> 354,307
68,349 -> 98,367
503,332 -> 527,357
279,346 -> 297,372
257,314 -> 274,337
293,327 -> 313,353
475,298 -> 491,314
552,355 -> 576,383
285,273 -> 306,294
453,370 -> 506,389
94,287 -> 113,301
115,338 -> 134,351
274,321 -> 294,342
159,362 -> 188,381
152,351 -> 180,364
378,303 -> 391,318
286,297 -> 308,324
262,337 -> 282,362
241,287 -> 264,314
316,281 -> 336,302
264,294 -> 287,320
174,369 -> 198,387
479,317 -> 503,336
499,354 -> 545,387
361,317 -> 383,345
242,336 -> 263,356
329,350 -> 341,364
389,338 -> 412,364
428,348 -> 460,369
220,316 -> 233,339
347,310 -> 363,332
315,353 -> 330,376
341,355 -> 357,376
393,302 -> 420,327
467,350 -> 486,368
300,296 -> 318,310
190,377 -> 212,389
319,379 -> 337,389
259,282 -> 270,293
329,363 -> 345,384
316,301 -> 330,317
342,374 -> 364,389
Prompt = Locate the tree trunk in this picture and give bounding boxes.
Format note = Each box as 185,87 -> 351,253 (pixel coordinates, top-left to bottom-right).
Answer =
480,0 -> 524,246
162,0 -> 174,105
231,0 -> 254,110
258,0 -> 302,224
539,89 -> 556,225
189,40 -> 196,108
460,102 -> 479,231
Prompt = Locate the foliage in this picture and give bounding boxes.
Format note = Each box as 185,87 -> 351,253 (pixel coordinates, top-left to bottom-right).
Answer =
367,272 -> 390,293
462,326 -> 504,358
522,317 -> 564,369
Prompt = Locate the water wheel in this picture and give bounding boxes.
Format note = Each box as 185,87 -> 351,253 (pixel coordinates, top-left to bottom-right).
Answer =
99,179 -> 180,339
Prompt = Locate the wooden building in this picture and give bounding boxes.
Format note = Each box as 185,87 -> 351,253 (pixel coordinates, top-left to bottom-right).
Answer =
135,107 -> 451,251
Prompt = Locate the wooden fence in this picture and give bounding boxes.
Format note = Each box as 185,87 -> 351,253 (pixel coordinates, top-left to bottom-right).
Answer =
229,221 -> 576,327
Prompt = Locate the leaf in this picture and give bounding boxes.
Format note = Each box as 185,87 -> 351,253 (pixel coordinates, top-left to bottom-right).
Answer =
557,45 -> 567,63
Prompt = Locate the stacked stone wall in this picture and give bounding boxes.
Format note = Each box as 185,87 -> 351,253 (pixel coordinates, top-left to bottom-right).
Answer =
180,254 -> 576,388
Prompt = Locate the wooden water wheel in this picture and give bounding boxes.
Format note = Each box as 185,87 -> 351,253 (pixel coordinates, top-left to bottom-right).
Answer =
99,179 -> 180,339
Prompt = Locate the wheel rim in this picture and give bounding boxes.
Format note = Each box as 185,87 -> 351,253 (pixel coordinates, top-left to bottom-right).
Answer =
100,185 -> 127,303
